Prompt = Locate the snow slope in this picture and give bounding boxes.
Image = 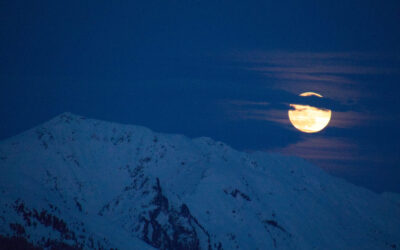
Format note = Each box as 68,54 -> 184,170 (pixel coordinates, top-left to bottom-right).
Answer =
0,113 -> 399,249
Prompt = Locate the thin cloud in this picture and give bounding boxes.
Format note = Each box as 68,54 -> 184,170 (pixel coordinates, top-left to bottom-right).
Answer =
274,136 -> 361,161
250,65 -> 395,75
263,72 -> 355,84
233,109 -> 291,125
329,111 -> 374,128
231,50 -> 394,64
228,100 -> 270,107
229,50 -> 399,102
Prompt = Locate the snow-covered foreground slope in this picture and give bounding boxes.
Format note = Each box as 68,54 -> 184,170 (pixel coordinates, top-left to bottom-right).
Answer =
0,113 -> 399,249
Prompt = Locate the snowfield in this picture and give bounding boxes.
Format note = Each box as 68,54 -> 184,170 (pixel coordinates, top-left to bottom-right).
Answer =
0,113 -> 399,249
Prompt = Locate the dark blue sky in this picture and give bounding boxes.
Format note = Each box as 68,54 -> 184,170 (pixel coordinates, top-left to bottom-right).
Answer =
1,0 -> 399,193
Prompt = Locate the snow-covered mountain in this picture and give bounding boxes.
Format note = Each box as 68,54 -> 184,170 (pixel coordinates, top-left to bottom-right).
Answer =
0,113 -> 399,249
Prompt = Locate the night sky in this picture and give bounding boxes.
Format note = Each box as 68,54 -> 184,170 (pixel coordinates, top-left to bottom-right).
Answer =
1,1 -> 399,193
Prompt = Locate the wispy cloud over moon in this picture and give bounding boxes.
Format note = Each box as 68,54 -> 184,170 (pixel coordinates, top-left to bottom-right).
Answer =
226,99 -> 370,130
225,50 -> 399,128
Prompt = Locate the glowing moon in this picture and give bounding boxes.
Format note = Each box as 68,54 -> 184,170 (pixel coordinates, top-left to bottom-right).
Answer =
288,92 -> 332,133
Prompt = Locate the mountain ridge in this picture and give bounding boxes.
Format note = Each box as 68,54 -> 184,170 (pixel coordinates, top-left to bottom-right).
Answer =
0,112 -> 399,249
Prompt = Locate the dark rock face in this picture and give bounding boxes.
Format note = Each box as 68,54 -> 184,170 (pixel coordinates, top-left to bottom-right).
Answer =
9,200 -> 82,249
13,200 -> 74,240
0,233 -> 80,250
0,235 -> 42,250
100,176 -> 217,250
140,178 -> 212,250
2,199 -> 112,250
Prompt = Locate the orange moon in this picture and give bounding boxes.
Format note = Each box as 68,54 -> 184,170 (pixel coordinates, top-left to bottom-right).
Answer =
288,92 -> 332,133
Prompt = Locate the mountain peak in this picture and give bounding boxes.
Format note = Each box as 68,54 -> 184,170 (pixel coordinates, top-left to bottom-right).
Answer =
45,112 -> 91,127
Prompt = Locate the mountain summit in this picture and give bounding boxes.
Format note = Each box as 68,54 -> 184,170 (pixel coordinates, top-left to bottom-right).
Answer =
0,113 -> 399,249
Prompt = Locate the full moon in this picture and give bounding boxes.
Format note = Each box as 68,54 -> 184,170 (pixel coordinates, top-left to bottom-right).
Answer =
288,92 -> 332,133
